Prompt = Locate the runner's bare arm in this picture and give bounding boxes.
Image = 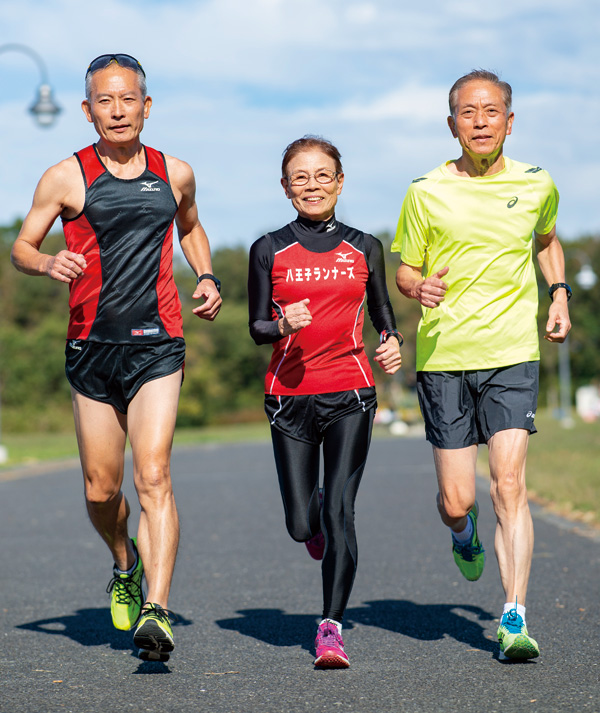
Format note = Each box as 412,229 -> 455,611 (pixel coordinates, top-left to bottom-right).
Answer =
167,156 -> 222,321
396,261 -> 449,309
535,226 -> 571,342
11,158 -> 87,284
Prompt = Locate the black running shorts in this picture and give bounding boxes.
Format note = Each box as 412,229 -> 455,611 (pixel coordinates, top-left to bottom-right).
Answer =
65,338 -> 185,414
416,361 -> 539,449
264,387 -> 377,445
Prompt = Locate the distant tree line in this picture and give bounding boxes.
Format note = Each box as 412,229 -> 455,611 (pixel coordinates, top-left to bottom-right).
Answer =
0,220 -> 598,433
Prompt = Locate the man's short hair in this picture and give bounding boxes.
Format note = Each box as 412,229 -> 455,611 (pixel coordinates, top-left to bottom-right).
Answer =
449,70 -> 512,117
85,64 -> 147,102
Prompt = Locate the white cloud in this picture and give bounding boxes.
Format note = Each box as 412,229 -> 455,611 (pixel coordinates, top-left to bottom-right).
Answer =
0,0 -> 598,245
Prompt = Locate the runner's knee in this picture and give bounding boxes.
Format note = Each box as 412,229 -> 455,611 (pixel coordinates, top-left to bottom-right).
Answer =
84,476 -> 122,504
491,470 -> 527,509
134,462 -> 173,500
437,492 -> 473,520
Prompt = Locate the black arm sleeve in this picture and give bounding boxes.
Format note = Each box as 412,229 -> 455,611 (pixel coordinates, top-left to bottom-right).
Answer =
248,235 -> 284,345
364,234 -> 397,335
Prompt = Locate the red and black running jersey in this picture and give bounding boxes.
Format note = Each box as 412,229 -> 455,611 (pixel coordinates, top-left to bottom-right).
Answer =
62,144 -> 181,344
248,218 -> 397,395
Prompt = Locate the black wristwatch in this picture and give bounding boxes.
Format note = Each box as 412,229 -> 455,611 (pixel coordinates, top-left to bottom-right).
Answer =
197,273 -> 221,293
380,329 -> 404,347
548,283 -> 572,301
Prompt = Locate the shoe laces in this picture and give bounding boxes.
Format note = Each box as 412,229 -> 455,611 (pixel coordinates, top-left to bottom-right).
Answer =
140,603 -> 177,625
501,598 -> 524,633
453,537 -> 484,561
106,569 -> 143,605
316,622 -> 344,648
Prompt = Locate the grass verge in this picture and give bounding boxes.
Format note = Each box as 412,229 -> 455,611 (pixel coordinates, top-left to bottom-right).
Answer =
3,411 -> 597,528
477,410 -> 600,528
0,422 -> 271,469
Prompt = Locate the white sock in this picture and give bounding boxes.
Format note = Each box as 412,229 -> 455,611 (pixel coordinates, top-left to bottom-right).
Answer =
320,618 -> 342,635
451,517 -> 473,544
503,601 -> 526,623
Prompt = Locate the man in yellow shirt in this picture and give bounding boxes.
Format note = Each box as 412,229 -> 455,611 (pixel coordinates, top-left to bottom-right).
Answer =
394,70 -> 571,660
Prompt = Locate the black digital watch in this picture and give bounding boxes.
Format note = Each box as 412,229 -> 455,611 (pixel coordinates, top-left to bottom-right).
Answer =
197,273 -> 221,293
548,283 -> 572,301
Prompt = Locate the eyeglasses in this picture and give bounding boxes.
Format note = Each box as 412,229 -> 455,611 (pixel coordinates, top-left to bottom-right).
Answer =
85,54 -> 146,78
286,169 -> 339,187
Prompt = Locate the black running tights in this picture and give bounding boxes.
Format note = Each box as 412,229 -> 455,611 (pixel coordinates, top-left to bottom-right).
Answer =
270,407 -> 374,623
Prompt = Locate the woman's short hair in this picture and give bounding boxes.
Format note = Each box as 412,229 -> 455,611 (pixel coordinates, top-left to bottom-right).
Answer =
281,135 -> 343,177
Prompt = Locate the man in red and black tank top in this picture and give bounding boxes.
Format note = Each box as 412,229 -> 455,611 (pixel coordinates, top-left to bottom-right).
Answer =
11,54 -> 221,662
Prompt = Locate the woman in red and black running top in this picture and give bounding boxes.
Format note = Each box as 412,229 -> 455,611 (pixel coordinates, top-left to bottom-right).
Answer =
248,136 -> 402,668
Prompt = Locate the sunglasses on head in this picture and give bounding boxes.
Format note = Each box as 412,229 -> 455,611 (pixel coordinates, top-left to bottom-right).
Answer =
85,54 -> 146,78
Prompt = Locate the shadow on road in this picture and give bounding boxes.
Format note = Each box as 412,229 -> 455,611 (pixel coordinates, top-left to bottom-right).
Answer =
346,600 -> 497,653
17,606 -> 193,658
216,608 -> 317,653
216,600 -> 497,655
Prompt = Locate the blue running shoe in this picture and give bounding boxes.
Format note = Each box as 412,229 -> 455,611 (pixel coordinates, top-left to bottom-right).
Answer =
452,501 -> 485,581
497,606 -> 539,660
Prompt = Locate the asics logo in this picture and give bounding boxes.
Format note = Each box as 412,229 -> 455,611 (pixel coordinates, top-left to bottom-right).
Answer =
69,340 -> 82,351
526,411 -> 535,419
525,167 -> 543,174
507,197 -> 518,208
336,251 -> 355,264
140,181 -> 160,192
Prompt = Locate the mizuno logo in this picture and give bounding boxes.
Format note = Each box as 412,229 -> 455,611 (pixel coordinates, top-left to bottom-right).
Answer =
140,181 -> 160,192
507,197 -> 518,208
336,251 -> 355,263
131,327 -> 160,336
525,167 -> 543,174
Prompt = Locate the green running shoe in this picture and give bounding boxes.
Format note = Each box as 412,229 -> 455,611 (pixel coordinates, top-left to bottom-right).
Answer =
452,501 -> 485,581
106,537 -> 144,631
134,603 -> 175,662
497,606 -> 539,660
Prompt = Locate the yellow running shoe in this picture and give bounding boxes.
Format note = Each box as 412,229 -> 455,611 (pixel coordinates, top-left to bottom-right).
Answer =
106,538 -> 144,630
134,603 -> 175,662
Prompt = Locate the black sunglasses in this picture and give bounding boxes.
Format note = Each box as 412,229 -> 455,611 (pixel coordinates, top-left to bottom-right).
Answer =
85,54 -> 146,78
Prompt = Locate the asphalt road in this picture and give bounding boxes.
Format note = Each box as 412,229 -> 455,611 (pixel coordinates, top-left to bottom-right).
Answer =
1,437 -> 598,713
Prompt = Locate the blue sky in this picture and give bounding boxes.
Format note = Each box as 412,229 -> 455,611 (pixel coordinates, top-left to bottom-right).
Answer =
1,0 -> 598,249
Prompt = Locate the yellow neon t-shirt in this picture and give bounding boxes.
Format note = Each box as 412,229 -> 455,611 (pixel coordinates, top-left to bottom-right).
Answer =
392,157 -> 559,371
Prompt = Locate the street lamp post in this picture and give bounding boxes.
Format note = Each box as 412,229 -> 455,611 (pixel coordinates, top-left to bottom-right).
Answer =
0,43 -> 61,127
0,44 -> 61,464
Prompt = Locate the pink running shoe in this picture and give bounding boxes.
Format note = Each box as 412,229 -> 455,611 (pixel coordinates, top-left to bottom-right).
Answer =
305,531 -> 325,560
314,620 -> 350,668
305,489 -> 325,560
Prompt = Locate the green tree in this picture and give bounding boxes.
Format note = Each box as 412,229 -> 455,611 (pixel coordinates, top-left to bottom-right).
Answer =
1,220 -> 598,434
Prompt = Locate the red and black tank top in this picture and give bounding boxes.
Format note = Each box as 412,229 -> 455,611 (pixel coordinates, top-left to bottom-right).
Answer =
249,221 -> 397,396
62,144 -> 182,343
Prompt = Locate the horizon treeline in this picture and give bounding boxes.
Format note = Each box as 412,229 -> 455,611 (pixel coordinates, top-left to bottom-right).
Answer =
1,220 -> 598,433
